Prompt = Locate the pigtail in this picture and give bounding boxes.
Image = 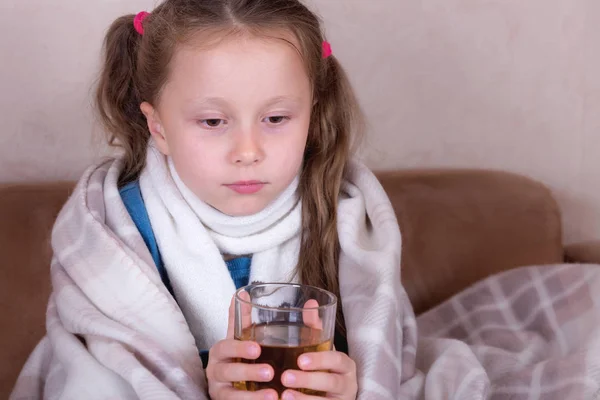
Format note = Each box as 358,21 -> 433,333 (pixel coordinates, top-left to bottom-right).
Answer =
298,53 -> 365,343
95,14 -> 150,185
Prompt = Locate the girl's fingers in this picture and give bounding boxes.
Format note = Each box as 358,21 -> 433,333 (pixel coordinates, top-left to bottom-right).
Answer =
228,291 -> 253,338
238,291 -> 254,331
209,339 -> 261,362
210,362 -> 274,384
282,369 -> 346,394
302,299 -> 323,330
281,389 -> 327,400
219,386 -> 278,400
297,351 -> 356,375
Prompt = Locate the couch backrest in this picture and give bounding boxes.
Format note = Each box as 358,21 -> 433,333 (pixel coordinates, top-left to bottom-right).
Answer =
377,169 -> 563,314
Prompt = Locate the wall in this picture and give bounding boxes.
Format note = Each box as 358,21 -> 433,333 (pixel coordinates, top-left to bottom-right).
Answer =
1,0 -> 598,244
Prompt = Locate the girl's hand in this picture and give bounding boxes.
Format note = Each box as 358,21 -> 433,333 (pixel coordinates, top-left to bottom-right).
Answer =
281,350 -> 358,399
205,298 -> 278,400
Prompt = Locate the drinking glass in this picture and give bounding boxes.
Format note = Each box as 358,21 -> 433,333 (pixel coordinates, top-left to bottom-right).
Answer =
234,283 -> 337,396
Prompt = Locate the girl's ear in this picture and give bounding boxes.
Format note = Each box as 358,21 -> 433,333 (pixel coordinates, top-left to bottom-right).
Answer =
140,102 -> 170,155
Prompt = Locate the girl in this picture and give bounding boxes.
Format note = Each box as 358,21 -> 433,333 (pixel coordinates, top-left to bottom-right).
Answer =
12,0 -> 411,399
17,1 -> 600,399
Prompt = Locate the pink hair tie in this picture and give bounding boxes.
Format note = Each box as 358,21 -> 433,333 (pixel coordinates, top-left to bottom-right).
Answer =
322,41 -> 332,59
133,11 -> 150,35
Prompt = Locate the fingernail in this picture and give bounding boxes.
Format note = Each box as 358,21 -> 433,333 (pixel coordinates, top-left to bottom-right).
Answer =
265,392 -> 278,400
259,367 -> 272,380
282,391 -> 295,400
248,344 -> 260,357
284,372 -> 296,385
298,355 -> 310,368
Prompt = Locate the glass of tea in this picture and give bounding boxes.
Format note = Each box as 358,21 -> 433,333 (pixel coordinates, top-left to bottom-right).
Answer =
233,283 -> 337,397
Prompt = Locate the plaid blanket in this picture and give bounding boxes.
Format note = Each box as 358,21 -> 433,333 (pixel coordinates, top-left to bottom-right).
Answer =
416,263 -> 600,399
10,158 -> 600,399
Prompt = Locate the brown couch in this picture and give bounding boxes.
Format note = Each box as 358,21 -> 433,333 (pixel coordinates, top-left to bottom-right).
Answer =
2,169 -> 598,398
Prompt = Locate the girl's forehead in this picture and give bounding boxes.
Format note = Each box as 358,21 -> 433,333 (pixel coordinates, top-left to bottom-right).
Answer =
173,35 -> 304,78
161,32 -> 311,107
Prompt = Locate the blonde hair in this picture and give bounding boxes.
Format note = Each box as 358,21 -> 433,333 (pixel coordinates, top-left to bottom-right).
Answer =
95,0 -> 364,341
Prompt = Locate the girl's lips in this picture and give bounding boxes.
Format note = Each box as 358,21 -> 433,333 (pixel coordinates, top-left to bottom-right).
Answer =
225,181 -> 266,194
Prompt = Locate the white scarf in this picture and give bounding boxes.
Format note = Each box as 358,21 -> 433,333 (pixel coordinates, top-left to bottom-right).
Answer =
139,145 -> 302,351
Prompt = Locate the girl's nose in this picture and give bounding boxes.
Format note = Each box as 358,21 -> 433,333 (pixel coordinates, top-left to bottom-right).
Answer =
229,128 -> 265,166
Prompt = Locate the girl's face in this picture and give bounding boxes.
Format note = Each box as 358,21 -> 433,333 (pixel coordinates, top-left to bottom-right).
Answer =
141,33 -> 311,216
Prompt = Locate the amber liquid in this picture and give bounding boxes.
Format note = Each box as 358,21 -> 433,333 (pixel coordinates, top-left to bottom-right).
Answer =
234,323 -> 332,397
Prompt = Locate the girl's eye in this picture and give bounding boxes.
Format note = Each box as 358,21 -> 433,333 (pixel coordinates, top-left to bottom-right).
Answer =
200,119 -> 226,128
264,116 -> 290,125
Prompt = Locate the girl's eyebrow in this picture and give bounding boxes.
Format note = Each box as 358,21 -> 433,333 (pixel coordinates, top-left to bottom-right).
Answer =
261,95 -> 303,108
185,97 -> 229,109
185,95 -> 303,110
